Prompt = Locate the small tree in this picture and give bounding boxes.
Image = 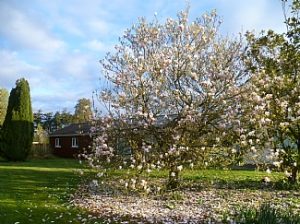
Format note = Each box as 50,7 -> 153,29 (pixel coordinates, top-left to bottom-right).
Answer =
244,0 -> 300,183
33,123 -> 48,144
1,78 -> 34,161
87,9 -> 247,190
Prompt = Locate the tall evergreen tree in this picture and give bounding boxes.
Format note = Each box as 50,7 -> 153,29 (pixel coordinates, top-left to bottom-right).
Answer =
0,78 -> 34,161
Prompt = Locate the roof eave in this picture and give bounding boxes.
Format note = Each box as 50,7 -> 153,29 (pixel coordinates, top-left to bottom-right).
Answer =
49,133 -> 91,137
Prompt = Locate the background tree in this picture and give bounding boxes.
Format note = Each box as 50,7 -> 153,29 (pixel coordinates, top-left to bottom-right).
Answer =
53,109 -> 73,130
0,88 -> 9,126
43,112 -> 55,132
0,78 -> 34,161
33,109 -> 43,127
34,99 -> 92,133
73,98 -> 93,123
33,109 -> 71,133
244,0 -> 300,183
34,110 -> 54,133
87,9 -> 248,190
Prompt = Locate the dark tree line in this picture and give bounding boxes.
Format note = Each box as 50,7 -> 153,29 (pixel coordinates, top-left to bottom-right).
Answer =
34,98 -> 93,133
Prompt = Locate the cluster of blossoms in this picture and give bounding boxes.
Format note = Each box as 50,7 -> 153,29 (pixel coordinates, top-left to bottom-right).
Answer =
84,9 -> 251,191
83,2 -> 300,191
243,65 -> 300,181
243,4 -> 300,182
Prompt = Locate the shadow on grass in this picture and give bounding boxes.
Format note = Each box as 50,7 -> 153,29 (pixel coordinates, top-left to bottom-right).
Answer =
111,168 -> 298,191
181,177 -> 300,191
0,200 -> 96,224
0,158 -> 98,224
176,169 -> 299,191
0,157 -> 83,169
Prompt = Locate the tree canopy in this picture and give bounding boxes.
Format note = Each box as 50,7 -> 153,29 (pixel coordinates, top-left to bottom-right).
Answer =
243,0 -> 300,183
87,9 -> 248,189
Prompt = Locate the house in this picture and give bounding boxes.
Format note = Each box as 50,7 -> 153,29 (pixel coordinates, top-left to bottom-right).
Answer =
49,123 -> 92,158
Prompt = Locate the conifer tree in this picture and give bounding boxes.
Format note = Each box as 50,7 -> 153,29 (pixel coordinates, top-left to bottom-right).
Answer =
0,78 -> 34,161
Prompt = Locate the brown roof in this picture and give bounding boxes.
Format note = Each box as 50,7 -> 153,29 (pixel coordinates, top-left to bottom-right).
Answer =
49,123 -> 92,137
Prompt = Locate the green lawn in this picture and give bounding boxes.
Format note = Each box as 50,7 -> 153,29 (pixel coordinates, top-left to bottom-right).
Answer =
179,169 -> 286,189
0,158 -> 297,224
109,167 -> 287,190
0,158 -> 98,224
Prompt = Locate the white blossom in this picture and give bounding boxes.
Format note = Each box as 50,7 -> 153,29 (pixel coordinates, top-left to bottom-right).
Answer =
177,165 -> 183,172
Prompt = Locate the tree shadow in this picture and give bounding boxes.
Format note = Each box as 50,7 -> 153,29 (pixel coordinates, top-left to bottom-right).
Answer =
182,178 -> 300,191
0,160 -> 91,223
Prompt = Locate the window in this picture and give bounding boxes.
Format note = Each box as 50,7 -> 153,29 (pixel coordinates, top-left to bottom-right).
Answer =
72,137 -> 78,148
55,138 -> 61,148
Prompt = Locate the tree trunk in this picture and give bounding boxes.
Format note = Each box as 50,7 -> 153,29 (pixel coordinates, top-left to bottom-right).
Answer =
289,166 -> 298,184
167,168 -> 180,190
289,138 -> 300,184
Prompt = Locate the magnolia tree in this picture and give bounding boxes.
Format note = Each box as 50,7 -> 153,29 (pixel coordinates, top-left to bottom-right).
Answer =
86,9 -> 248,190
243,0 -> 300,183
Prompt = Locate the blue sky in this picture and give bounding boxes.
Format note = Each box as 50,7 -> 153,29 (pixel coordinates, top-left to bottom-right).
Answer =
0,0 -> 286,113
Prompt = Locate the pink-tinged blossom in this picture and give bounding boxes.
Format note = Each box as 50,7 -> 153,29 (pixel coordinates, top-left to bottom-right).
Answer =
85,7 -> 248,190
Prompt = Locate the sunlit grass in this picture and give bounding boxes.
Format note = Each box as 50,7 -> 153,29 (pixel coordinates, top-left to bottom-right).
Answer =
0,157 -> 296,223
105,167 -> 286,190
0,157 -> 98,224
0,166 -> 79,172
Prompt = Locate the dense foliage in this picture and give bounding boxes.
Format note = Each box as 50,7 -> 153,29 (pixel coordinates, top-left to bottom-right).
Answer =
0,78 -> 34,161
243,0 -> 300,183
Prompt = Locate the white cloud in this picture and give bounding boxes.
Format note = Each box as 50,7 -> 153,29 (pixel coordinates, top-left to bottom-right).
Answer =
30,74 -> 96,113
0,49 -> 97,112
232,0 -> 273,32
31,91 -> 84,113
88,20 -> 110,35
63,54 -> 89,78
0,50 -> 41,88
59,18 -> 85,37
215,0 -> 285,34
0,2 -> 65,53
84,39 -> 114,52
0,0 -> 288,113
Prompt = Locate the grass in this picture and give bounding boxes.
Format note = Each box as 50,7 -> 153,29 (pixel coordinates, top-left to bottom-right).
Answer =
0,157 -> 100,224
0,157 -> 298,223
179,169 -> 286,189
81,166 -> 300,223
106,167 -> 287,190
